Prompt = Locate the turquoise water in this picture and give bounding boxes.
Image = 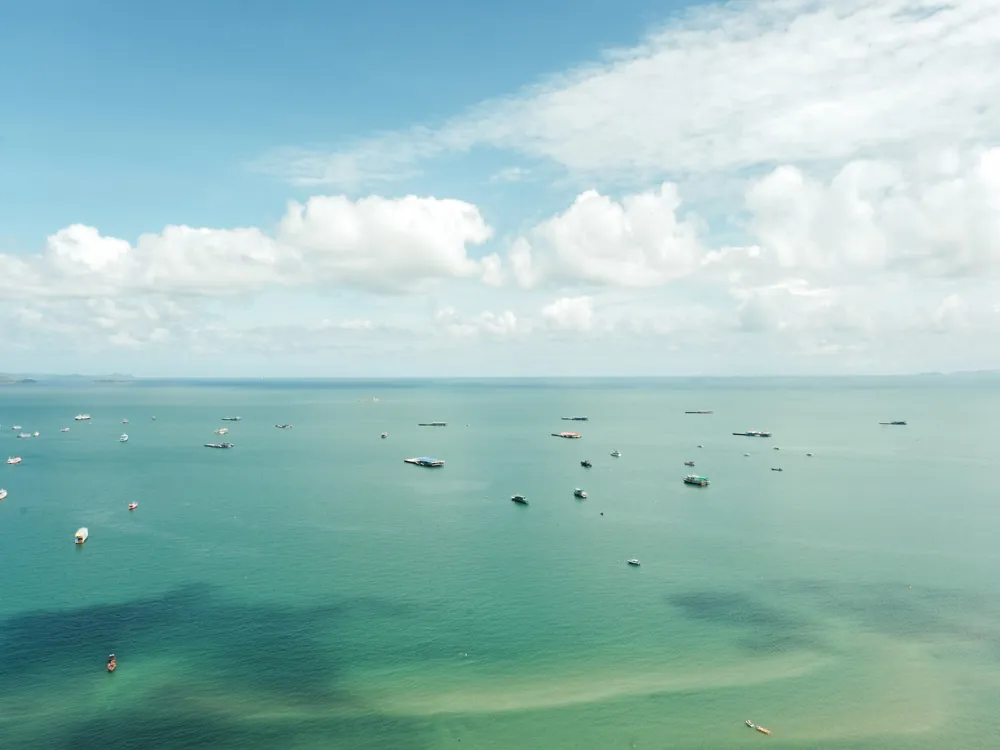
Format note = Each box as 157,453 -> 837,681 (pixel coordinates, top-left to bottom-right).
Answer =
2,377 -> 1000,748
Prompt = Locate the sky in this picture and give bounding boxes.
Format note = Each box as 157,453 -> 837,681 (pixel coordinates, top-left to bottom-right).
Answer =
1,0 -> 999,377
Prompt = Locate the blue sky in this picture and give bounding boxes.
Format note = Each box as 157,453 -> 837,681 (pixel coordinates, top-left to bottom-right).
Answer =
1,0 -> 999,376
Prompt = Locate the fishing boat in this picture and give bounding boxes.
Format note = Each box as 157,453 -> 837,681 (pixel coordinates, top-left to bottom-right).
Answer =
683,474 -> 709,487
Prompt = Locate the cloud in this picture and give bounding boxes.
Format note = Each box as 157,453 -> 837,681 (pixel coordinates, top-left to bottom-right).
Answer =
507,183 -> 702,288
540,296 -> 595,332
259,0 -> 1000,188
432,306 -> 521,338
488,167 -> 531,184
0,193 -> 494,301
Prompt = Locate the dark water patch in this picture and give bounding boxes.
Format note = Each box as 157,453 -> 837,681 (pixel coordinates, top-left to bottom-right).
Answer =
667,590 -> 821,654
0,584 -> 431,748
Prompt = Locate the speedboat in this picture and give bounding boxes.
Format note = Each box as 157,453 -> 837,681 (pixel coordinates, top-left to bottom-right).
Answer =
580,460 -> 592,468
381,432 -> 388,439
120,433 -> 128,443
627,559 -> 640,566
573,488 -> 587,498
0,488 -> 7,501
75,527 -> 88,544
610,450 -> 621,458
6,457 -> 22,465
511,495 -> 528,505
74,414 -> 91,421
128,502 -> 138,511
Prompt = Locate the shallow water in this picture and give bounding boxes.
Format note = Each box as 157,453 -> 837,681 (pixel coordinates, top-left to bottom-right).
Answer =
2,377 -> 999,748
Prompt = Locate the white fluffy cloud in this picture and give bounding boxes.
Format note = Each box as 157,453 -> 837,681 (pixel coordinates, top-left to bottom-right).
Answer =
540,296 -> 595,332
262,0 -> 1000,189
0,193 -> 494,301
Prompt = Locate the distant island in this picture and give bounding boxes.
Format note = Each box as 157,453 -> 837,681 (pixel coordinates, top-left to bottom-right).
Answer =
0,373 -> 136,385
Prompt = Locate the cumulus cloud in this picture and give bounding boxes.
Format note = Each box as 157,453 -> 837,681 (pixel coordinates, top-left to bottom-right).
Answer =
260,0 -> 1000,188
0,193 -> 494,301
540,296 -> 595,332
432,306 -> 521,338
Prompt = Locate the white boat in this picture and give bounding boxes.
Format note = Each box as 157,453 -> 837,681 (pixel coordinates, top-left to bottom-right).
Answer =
215,427 -> 229,435
32,431 -> 39,437
11,425 -> 21,430
60,427 -> 70,432
122,419 -> 129,424
75,414 -> 91,421
16,433 -> 31,439
128,502 -> 138,510
75,527 -> 88,544
120,433 -> 128,443
574,488 -> 588,498
610,450 -> 621,457
0,488 -> 7,501
6,457 -> 22,465
627,559 -> 641,566
381,432 -> 388,439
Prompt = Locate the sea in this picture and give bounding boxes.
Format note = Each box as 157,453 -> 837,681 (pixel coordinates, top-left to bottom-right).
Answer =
2,376 -> 1000,749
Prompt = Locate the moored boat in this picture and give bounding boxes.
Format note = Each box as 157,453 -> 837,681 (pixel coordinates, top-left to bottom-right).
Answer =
404,456 -> 445,467
627,559 -> 640,566
683,474 -> 709,486
551,431 -> 582,439
511,495 -> 528,505
573,488 -> 587,498
204,442 -> 234,449
733,430 -> 771,438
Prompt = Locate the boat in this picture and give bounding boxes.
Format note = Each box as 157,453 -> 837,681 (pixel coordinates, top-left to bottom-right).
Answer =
11,425 -> 20,430
120,433 -> 128,442
733,430 -> 772,438
627,559 -> 641,566
7,457 -> 22,465
511,495 -> 528,505
75,527 -> 88,544
32,431 -> 39,437
60,427 -> 70,432
403,456 -> 445,467
551,431 -> 582,439
74,414 -> 91,421
581,460 -> 592,468
683,474 -> 709,486
610,450 -> 621,458
417,422 -> 447,427
275,424 -> 293,429
122,419 -> 129,424
574,488 -> 588,498
128,502 -> 138,510
806,452 -> 814,457
773,446 -> 780,450
107,654 -> 116,673
684,460 -> 695,466
746,720 -> 771,735
0,488 -> 7,501
215,428 -> 229,435
684,410 -> 713,414
771,467 -> 783,472
380,432 -> 388,439
879,420 -> 907,425
221,416 -> 242,421
204,442 -> 234,449
16,433 -> 31,439
152,416 -> 156,421
561,416 -> 589,421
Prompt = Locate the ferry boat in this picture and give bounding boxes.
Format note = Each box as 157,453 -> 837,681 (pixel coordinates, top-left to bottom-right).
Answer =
120,433 -> 128,443
683,474 -> 709,487
417,422 -> 447,427
204,442 -> 234,449
560,416 -> 589,421
128,502 -> 138,510
511,495 -> 528,505
75,527 -> 88,544
0,488 -> 7,501
404,456 -> 445,467
879,420 -> 907,425
551,431 -> 582,439
573,488 -> 588,498
74,414 -> 91,421
7,457 -> 22,465
733,430 -> 772,438
221,416 -> 242,421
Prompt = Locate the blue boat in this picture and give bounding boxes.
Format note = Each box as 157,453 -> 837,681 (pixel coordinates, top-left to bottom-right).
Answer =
404,456 -> 445,467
